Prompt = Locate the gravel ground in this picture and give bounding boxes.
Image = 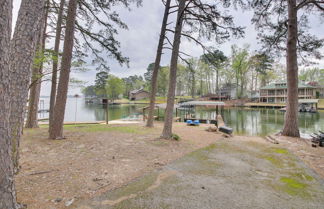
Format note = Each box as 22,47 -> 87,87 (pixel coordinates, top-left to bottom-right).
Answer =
75,138 -> 324,209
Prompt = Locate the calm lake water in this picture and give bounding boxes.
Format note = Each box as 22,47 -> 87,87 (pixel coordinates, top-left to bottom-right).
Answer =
38,97 -> 146,122
39,97 -> 324,136
191,107 -> 324,136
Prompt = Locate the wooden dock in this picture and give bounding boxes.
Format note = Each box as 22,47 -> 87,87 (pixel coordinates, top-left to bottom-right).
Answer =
245,103 -> 286,108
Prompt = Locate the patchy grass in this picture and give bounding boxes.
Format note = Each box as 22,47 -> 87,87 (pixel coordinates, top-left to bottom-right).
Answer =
270,148 -> 289,154
104,172 -> 159,201
181,144 -> 219,175
204,143 -> 217,151
64,124 -> 151,134
171,133 -> 181,141
25,124 -> 153,136
291,172 -> 314,181
279,177 -> 310,197
264,156 -> 284,168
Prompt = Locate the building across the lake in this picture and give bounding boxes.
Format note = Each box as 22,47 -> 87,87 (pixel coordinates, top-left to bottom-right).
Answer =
129,89 -> 150,101
307,81 -> 324,98
204,83 -> 237,101
259,81 -> 318,103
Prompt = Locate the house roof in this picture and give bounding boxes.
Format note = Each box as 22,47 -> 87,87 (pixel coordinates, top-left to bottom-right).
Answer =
260,82 -> 316,90
129,89 -> 149,94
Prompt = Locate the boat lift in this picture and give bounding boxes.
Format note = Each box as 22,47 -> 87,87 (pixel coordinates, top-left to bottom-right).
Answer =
176,101 -> 226,126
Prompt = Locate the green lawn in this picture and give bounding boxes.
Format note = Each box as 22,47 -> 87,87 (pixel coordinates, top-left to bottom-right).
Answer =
30,124 -> 153,135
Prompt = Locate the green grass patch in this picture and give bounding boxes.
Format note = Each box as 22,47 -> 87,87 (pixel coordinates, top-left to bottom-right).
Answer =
279,177 -> 310,197
105,172 -> 158,200
24,124 -> 152,137
264,156 -> 284,168
291,172 -> 314,181
64,124 -> 150,134
181,144 -> 219,175
271,148 -> 289,154
204,143 -> 217,151
171,133 -> 180,141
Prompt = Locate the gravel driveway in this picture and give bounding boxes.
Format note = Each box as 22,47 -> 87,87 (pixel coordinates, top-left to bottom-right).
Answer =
75,137 -> 324,209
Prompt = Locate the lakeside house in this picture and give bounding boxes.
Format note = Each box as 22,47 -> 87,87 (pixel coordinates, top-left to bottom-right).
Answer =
129,88 -> 150,101
308,81 -> 324,98
204,83 -> 237,101
259,81 -> 320,103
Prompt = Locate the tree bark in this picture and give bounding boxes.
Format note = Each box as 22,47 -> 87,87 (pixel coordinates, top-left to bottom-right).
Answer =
146,0 -> 171,127
282,0 -> 300,137
9,0 -> 46,172
216,69 -> 219,98
191,67 -> 195,98
49,0 -> 65,129
161,0 -> 186,139
0,0 -> 19,207
255,72 -> 258,90
49,0 -> 78,139
25,2 -> 49,129
25,35 -> 43,129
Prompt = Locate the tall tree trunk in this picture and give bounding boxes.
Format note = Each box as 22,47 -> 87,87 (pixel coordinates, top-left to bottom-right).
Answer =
25,34 -> 44,129
161,0 -> 186,139
49,0 -> 78,139
200,73 -> 203,95
25,2 -> 49,129
282,0 -> 300,137
0,1 -> 19,208
236,76 -> 239,98
255,72 -> 258,91
191,68 -> 195,98
251,70 -> 254,92
146,0 -> 171,127
49,0 -> 66,129
240,77 -> 244,98
9,0 -> 46,172
216,69 -> 219,98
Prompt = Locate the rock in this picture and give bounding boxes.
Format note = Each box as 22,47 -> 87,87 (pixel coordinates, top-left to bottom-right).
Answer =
52,198 -> 63,203
154,162 -> 165,166
65,198 -> 75,207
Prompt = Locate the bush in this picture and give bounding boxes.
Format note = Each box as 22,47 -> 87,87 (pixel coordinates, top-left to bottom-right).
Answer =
171,133 -> 180,141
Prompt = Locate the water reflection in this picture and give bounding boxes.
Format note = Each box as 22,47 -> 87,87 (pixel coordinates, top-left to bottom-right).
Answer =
38,97 -> 145,122
189,107 -> 324,136
38,97 -> 323,136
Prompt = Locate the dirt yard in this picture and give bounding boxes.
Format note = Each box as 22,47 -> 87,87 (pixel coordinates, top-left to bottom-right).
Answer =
16,122 -> 221,209
16,122 -> 324,209
276,135 -> 324,178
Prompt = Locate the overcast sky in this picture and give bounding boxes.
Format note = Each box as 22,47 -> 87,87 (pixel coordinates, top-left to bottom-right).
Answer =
12,0 -> 324,96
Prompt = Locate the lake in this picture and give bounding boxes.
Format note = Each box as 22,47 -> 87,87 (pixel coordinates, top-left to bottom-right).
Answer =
38,97 -> 146,122
191,107 -> 324,136
39,97 -> 324,136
